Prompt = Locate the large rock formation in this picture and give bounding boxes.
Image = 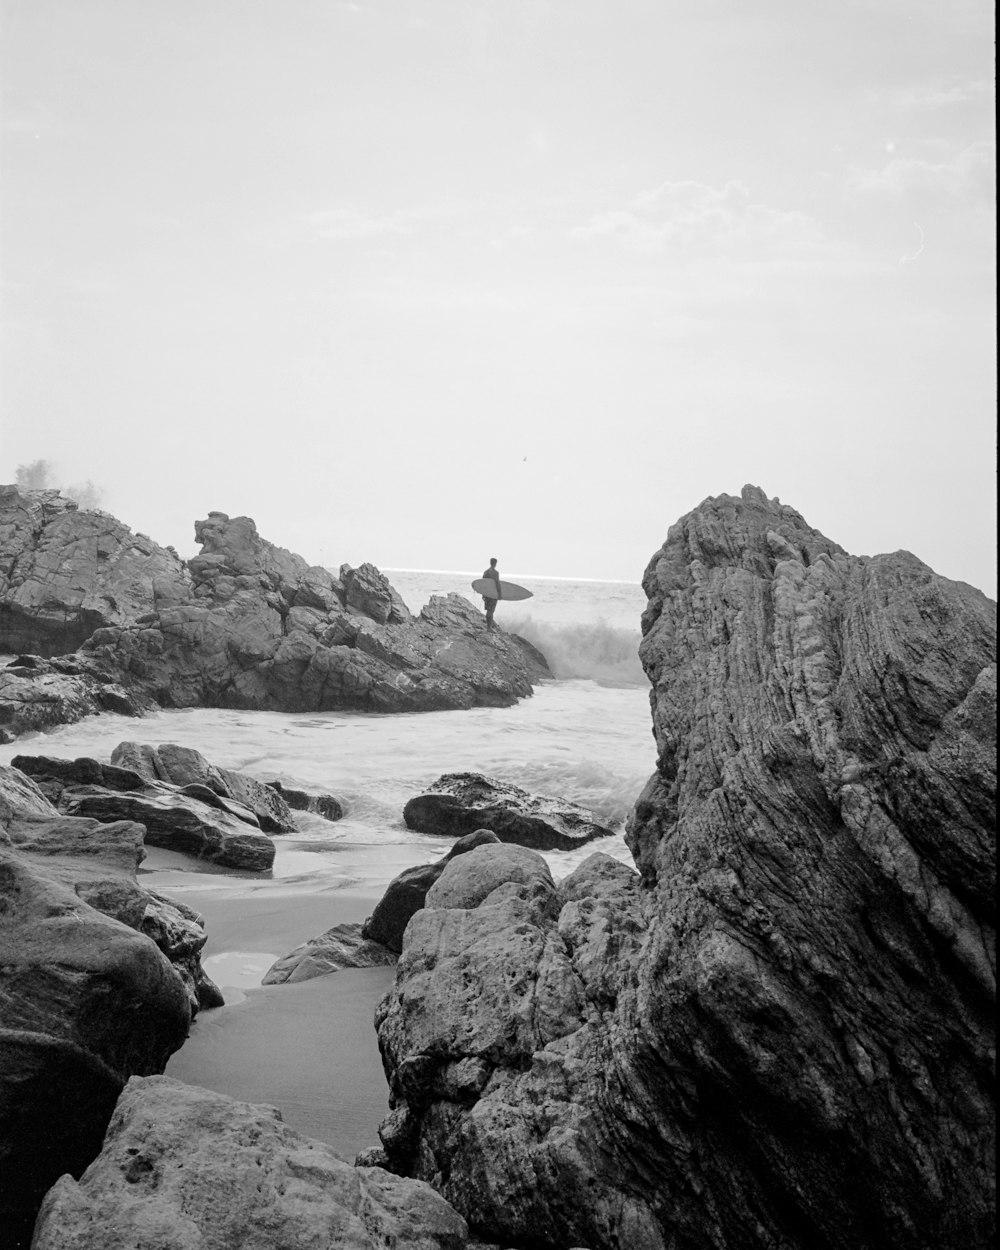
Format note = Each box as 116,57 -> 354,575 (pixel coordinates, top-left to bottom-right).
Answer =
0,490 -> 551,732
0,765 -> 213,1243
373,486 -> 996,1250
0,486 -> 190,656
0,653 -> 151,740
31,1077 -> 471,1250
403,772 -> 617,851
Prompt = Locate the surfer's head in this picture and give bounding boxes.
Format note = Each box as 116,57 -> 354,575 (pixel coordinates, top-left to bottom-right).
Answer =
489,557 -> 497,567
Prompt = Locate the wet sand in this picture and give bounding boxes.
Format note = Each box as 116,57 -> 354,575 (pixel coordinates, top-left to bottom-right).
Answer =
146,847 -> 396,1161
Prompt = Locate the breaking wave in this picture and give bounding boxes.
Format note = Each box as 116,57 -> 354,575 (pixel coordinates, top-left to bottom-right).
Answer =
506,615 -> 646,688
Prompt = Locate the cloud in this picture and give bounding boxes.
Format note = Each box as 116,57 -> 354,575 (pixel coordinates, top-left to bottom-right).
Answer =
571,179 -> 825,259
846,140 -> 995,204
871,79 -> 992,110
303,207 -> 415,241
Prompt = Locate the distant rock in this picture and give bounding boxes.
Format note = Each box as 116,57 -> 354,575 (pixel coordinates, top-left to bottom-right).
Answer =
403,772 -> 616,851
0,764 -> 209,1242
374,486 -> 997,1250
0,485 -> 190,656
267,778 -> 344,821
31,1076 -> 471,1250
13,753 -> 276,872
0,494 -> 552,737
362,829 -> 501,952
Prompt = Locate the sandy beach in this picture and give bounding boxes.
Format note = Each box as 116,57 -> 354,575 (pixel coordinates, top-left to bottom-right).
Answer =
144,849 -> 396,1162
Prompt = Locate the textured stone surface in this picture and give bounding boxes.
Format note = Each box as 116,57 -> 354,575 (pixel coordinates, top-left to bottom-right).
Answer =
0,653 -> 150,738
403,772 -> 616,851
262,922 -> 398,984
374,486 -> 996,1250
13,754 -> 276,872
31,1076 -> 470,1250
0,766 -> 199,1243
82,512 -> 550,716
362,829 -> 501,952
108,740 -> 303,833
0,485 -> 190,656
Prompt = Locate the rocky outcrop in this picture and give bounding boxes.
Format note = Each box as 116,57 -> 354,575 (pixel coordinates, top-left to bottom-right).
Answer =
31,1076 -> 471,1250
0,485 -> 190,656
362,828 -> 501,952
13,753 -> 276,872
0,765 -> 212,1243
83,509 -> 549,715
373,486 -> 996,1250
403,772 -> 616,851
0,653 -> 151,739
0,495 -> 551,736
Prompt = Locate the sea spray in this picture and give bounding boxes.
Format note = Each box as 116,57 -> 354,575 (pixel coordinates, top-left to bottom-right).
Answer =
504,615 -> 645,687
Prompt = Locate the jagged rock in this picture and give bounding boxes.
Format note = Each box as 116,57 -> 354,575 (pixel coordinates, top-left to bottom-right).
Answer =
362,829 -> 502,952
0,485 -> 191,656
0,653 -> 151,738
267,779 -> 344,821
341,560 -> 412,625
79,512 -> 549,716
13,754 -> 276,872
0,766 -> 201,1242
403,772 -> 616,851
373,486 -> 996,1250
31,1076 -> 471,1250
108,741 -> 302,832
261,922 -> 398,984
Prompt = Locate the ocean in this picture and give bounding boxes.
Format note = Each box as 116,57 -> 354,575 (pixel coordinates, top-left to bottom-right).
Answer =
0,571 -> 654,987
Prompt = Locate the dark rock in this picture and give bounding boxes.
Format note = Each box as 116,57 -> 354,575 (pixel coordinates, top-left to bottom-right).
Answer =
261,922 -> 398,984
31,1077 -> 471,1250
267,779 -> 344,821
362,829 -> 502,952
0,765 -> 200,1242
109,740 -> 297,833
403,772 -> 616,851
0,653 -> 151,739
13,753 -> 276,872
0,485 -> 191,656
373,486 -> 997,1250
82,514 -> 550,716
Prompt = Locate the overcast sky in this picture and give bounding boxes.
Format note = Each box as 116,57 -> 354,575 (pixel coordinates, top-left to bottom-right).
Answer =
1,0 -> 995,593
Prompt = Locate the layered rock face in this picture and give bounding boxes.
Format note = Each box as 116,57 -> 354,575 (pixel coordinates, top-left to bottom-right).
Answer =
0,765 -> 207,1242
82,510 -> 549,714
374,486 -> 996,1250
32,1077 -> 470,1250
0,486 -> 190,656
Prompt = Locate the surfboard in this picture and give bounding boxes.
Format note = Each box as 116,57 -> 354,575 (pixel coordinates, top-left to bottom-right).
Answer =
471,578 -> 533,601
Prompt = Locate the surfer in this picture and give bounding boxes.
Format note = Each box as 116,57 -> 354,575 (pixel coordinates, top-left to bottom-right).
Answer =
482,557 -> 501,631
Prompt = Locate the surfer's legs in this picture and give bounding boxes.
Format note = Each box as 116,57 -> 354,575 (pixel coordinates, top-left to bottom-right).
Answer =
483,597 -> 496,630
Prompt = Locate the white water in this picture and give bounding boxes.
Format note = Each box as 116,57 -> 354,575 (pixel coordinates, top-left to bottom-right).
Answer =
0,572 -> 655,904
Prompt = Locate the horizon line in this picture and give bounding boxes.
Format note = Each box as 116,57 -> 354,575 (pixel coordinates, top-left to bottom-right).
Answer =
379,567 -> 641,585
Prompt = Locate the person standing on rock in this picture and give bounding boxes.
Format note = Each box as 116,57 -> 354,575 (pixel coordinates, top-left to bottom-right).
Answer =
482,557 -> 501,632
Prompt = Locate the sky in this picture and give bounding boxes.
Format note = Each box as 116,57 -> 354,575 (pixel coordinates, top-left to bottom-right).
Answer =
0,0 -> 995,593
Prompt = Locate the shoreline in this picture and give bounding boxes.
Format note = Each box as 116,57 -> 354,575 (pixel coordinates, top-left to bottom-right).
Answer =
150,849 -> 394,1161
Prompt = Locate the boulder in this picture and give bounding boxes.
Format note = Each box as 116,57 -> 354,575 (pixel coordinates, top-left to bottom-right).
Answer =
13,754 -> 276,872
0,653 -> 151,739
0,766 -> 201,1243
0,485 -> 191,656
108,741 -> 306,833
403,772 -> 616,851
362,829 -> 501,952
341,560 -> 412,625
262,922 -> 398,985
31,1076 -> 471,1250
373,486 -> 996,1250
267,779 -> 344,821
